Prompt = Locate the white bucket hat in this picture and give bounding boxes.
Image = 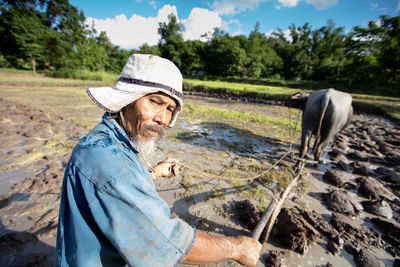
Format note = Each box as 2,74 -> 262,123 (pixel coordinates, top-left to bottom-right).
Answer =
86,54 -> 184,127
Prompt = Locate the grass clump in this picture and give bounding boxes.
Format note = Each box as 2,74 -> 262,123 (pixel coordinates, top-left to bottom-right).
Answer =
240,187 -> 269,212
180,173 -> 203,191
258,163 -> 293,190
49,68 -> 119,82
183,79 -> 300,101
208,186 -> 226,200
16,152 -> 44,166
183,104 -> 301,131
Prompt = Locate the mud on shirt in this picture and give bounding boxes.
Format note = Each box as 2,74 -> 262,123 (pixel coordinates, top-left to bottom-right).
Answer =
56,113 -> 196,267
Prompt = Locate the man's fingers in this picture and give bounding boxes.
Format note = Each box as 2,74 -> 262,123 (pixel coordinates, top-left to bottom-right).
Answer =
172,164 -> 180,176
155,158 -> 181,178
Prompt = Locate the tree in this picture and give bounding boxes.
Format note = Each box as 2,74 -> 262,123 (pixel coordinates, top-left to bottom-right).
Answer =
311,20 -> 347,80
0,0 -> 88,71
0,8 -> 47,73
270,23 -> 314,80
158,14 -> 184,68
245,22 -> 283,78
374,15 -> 400,81
204,35 -> 247,77
135,44 -> 160,56
179,40 -> 205,76
344,15 -> 400,83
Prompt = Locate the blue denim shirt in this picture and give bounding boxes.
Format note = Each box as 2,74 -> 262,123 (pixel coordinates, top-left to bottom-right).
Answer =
56,113 -> 196,267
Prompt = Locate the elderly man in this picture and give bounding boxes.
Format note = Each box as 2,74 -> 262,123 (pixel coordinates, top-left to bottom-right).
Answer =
56,54 -> 261,266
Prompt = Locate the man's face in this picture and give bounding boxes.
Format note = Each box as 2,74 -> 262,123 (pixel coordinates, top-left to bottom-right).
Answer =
123,92 -> 177,142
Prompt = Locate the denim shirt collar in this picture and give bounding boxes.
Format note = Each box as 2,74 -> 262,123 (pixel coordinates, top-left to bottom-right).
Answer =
102,113 -> 138,153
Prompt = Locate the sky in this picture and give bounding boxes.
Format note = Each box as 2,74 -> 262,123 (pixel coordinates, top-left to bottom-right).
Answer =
69,0 -> 400,49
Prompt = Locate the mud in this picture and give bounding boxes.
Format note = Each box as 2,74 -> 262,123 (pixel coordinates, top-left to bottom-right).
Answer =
263,250 -> 286,267
1,93 -> 400,267
323,189 -> 363,216
274,208 -> 320,255
0,98 -> 85,266
322,169 -> 354,188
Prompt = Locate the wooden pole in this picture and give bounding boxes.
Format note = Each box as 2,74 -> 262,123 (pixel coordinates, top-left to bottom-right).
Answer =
260,162 -> 304,243
251,198 -> 277,240
250,162 -> 305,242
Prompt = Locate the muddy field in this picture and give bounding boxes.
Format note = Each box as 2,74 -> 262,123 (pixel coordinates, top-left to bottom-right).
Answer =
0,90 -> 400,266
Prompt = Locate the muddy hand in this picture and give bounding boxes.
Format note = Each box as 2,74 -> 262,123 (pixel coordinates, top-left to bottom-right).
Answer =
152,158 -> 181,178
234,236 -> 262,266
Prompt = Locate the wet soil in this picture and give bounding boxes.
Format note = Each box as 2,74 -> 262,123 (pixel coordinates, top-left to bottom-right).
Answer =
0,94 -> 399,267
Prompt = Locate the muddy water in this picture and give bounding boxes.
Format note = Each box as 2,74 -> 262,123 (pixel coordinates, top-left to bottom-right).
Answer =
1,95 -> 399,266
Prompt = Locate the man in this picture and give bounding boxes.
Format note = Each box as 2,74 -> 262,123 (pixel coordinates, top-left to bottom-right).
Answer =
56,54 -> 261,266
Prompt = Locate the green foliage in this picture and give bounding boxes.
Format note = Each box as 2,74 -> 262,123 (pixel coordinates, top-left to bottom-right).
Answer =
158,14 -> 184,68
0,54 -> 8,68
204,35 -> 247,76
1,1 -> 399,90
0,0 -> 129,74
133,44 -> 161,56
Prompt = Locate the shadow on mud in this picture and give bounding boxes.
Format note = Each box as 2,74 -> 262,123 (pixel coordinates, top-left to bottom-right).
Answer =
0,221 -> 56,266
171,186 -> 255,237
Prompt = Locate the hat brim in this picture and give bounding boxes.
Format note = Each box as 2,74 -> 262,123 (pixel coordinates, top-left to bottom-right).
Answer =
86,85 -> 182,127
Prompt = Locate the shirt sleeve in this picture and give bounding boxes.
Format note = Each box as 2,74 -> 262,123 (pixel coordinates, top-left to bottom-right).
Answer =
75,145 -> 196,267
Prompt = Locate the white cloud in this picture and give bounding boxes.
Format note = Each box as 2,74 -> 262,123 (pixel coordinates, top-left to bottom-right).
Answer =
278,0 -> 299,8
232,30 -> 243,36
397,0 -> 400,11
212,0 -> 268,15
274,5 -> 282,9
370,3 -> 378,10
85,5 -> 177,49
149,1 -> 157,9
305,0 -> 338,10
221,19 -> 240,33
182,8 -> 222,41
86,5 -> 224,49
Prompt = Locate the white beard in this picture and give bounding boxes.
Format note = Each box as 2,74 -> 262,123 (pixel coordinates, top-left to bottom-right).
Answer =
131,137 -> 157,165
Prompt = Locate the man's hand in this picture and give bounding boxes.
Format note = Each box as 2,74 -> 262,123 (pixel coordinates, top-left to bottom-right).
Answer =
152,158 -> 180,179
183,230 -> 261,266
232,236 -> 262,266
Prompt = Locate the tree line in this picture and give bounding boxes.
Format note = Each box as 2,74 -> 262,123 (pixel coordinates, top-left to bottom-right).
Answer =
1,0 -> 399,86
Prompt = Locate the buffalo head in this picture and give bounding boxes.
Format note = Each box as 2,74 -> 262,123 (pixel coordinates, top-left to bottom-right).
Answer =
285,91 -> 309,111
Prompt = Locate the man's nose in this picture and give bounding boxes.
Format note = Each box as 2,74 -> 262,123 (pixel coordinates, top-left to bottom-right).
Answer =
153,107 -> 169,126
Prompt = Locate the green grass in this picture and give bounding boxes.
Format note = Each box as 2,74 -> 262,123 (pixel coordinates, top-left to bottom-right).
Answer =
1,68 -> 399,124
49,68 -> 119,82
0,73 -> 113,87
351,93 -> 400,102
183,104 -> 301,131
184,78 -> 400,103
0,68 -> 37,74
353,100 -> 400,122
183,78 -> 400,123
184,79 -> 301,101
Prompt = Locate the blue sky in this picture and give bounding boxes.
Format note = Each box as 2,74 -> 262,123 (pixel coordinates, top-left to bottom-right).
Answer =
69,0 -> 400,49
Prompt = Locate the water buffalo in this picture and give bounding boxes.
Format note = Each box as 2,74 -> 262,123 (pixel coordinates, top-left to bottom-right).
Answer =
287,88 -> 353,162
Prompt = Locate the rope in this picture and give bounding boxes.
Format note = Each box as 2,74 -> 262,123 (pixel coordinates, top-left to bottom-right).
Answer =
179,107 -> 302,182
180,149 -> 291,181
